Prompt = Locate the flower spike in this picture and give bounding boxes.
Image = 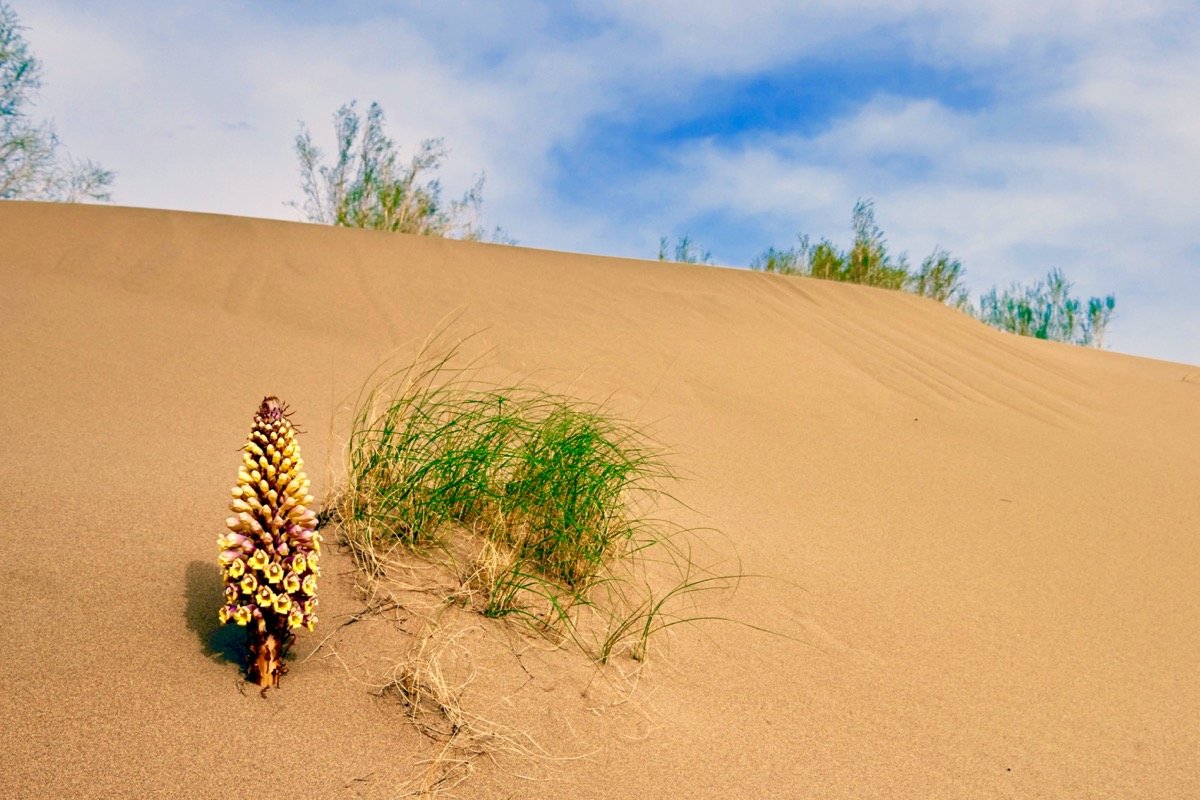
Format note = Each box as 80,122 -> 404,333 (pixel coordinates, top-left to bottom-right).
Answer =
217,397 -> 320,688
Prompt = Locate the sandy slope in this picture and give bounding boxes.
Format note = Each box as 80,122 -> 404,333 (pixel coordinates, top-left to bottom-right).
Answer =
1,202 -> 1197,799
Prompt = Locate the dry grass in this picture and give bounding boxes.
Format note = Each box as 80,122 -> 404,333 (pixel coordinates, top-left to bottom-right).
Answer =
304,597 -> 569,799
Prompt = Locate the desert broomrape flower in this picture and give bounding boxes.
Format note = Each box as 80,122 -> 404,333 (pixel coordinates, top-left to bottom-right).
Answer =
217,397 -> 321,689
248,549 -> 269,572
255,584 -> 275,608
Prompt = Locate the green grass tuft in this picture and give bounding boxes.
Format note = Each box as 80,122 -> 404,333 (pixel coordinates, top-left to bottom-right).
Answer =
331,343 -> 731,662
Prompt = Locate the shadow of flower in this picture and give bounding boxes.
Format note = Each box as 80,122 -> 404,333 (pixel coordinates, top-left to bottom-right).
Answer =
185,559 -> 245,669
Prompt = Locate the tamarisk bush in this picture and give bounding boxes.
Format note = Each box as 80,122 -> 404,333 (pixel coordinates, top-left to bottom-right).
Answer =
217,397 -> 322,688
0,2 -> 114,200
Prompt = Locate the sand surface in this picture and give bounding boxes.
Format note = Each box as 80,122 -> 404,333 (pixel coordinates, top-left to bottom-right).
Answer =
2,201 -> 1197,798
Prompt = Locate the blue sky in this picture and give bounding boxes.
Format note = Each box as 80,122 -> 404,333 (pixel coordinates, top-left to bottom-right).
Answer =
18,1 -> 1200,364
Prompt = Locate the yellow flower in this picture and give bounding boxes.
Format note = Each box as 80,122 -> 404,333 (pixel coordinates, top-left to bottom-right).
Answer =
239,573 -> 258,595
273,592 -> 292,615
265,562 -> 284,585
287,607 -> 304,630
305,614 -> 317,632
223,585 -> 240,604
248,549 -> 269,571
307,553 -> 320,574
291,553 -> 307,575
255,585 -> 275,608
217,605 -> 230,624
233,606 -> 252,626
283,572 -> 300,594
301,574 -> 318,596
225,559 -> 246,579
302,598 -> 318,616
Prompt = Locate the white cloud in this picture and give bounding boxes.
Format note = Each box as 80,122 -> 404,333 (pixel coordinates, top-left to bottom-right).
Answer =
620,4 -> 1200,361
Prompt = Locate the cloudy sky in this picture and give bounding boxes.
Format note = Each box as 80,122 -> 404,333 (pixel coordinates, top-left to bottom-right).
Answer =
18,1 -> 1200,364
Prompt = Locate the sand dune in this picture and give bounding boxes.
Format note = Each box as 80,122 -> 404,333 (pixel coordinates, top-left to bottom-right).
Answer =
2,201 -> 1197,798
